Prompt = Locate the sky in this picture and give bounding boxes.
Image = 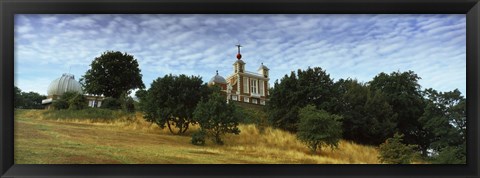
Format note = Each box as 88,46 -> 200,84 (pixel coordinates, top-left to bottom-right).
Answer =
14,14 -> 466,97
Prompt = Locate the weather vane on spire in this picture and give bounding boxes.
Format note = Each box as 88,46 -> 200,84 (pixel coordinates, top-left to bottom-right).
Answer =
236,43 -> 242,60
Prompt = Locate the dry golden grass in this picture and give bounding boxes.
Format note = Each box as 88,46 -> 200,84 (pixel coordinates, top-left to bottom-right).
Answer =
15,109 -> 380,164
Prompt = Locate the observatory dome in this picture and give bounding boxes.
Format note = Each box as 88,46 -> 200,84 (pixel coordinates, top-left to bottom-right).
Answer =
47,73 -> 83,96
208,71 -> 227,85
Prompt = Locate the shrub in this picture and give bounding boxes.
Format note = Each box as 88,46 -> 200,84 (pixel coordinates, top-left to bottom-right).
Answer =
296,105 -> 342,153
52,99 -> 69,110
68,93 -> 87,110
101,97 -> 122,110
191,130 -> 206,146
378,133 -> 419,164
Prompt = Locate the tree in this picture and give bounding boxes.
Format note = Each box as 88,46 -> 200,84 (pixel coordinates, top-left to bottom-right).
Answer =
135,89 -> 148,111
335,79 -> 398,145
18,90 -> 47,109
101,97 -> 122,110
81,51 -> 145,98
378,133 -> 419,164
14,86 -> 24,109
267,67 -> 335,132
296,105 -> 342,153
420,88 -> 466,162
143,74 -> 210,135
193,91 -> 240,145
369,71 -> 428,155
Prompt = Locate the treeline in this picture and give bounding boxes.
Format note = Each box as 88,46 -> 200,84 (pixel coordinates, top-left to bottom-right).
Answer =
267,67 -> 466,164
14,86 -> 46,109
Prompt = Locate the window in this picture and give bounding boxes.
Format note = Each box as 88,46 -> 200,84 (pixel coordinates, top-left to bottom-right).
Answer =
250,79 -> 258,94
232,95 -> 238,101
252,98 -> 258,104
259,81 -> 264,96
244,97 -> 249,103
260,100 -> 266,105
243,77 -> 249,93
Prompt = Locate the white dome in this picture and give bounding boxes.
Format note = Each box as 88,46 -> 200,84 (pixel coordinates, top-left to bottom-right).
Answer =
208,71 -> 227,85
47,73 -> 83,96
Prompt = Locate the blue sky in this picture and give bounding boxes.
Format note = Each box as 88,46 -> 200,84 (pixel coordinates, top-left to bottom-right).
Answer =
14,14 -> 466,97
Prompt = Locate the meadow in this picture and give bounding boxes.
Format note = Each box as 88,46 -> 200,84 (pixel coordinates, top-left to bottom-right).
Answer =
14,109 -> 380,164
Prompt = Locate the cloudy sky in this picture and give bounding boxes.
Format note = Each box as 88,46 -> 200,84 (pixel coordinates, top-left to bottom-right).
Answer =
14,14 -> 466,96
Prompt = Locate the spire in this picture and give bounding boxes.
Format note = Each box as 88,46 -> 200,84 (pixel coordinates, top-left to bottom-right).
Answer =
236,44 -> 242,60
216,70 -> 219,75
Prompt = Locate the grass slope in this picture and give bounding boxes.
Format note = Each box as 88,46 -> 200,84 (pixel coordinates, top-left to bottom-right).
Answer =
14,109 -> 380,164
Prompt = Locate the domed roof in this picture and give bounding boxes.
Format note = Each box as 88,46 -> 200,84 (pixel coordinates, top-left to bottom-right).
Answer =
208,71 -> 227,85
258,63 -> 269,70
47,73 -> 83,96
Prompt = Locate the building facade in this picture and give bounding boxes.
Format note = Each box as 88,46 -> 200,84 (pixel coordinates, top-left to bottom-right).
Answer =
208,45 -> 269,105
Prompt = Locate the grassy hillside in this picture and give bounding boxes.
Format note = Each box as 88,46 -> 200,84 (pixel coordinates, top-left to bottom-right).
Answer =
14,109 -> 380,164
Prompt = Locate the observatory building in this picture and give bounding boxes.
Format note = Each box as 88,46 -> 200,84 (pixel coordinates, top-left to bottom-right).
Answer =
208,45 -> 270,106
41,73 -> 104,109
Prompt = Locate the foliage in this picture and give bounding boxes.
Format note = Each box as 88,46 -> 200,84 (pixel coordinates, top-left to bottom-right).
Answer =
267,67 -> 335,132
143,74 -> 211,134
420,88 -> 466,162
296,105 -> 342,153
68,93 -> 87,110
378,133 -> 419,164
235,106 -> 268,132
101,97 -> 122,110
123,97 -> 136,113
52,99 -> 69,110
81,51 -> 145,98
42,107 -> 129,120
432,145 -> 466,164
14,86 -> 47,109
334,79 -> 397,145
135,89 -> 148,111
369,71 -> 428,155
191,130 -> 206,146
193,92 -> 240,145
52,91 -> 81,110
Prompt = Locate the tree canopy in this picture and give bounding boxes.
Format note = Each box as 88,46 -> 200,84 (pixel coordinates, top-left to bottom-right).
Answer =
142,74 -> 210,134
267,67 -> 335,132
14,86 -> 46,109
193,91 -> 240,145
81,51 -> 145,98
296,105 -> 342,153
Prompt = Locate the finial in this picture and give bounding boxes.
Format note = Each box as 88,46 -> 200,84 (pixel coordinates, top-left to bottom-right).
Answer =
236,44 -> 242,60
216,70 -> 218,75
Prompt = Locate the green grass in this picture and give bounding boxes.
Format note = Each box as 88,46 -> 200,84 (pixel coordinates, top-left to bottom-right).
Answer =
15,109 -> 382,164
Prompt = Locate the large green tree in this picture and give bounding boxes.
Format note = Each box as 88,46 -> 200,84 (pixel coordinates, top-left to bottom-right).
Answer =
193,91 -> 240,145
143,74 -> 210,134
335,79 -> 397,145
81,51 -> 145,98
267,67 -> 335,132
368,71 -> 428,154
420,88 -> 466,163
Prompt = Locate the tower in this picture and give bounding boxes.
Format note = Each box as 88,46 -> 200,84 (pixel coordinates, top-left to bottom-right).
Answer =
233,44 -> 245,73
258,62 -> 269,78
